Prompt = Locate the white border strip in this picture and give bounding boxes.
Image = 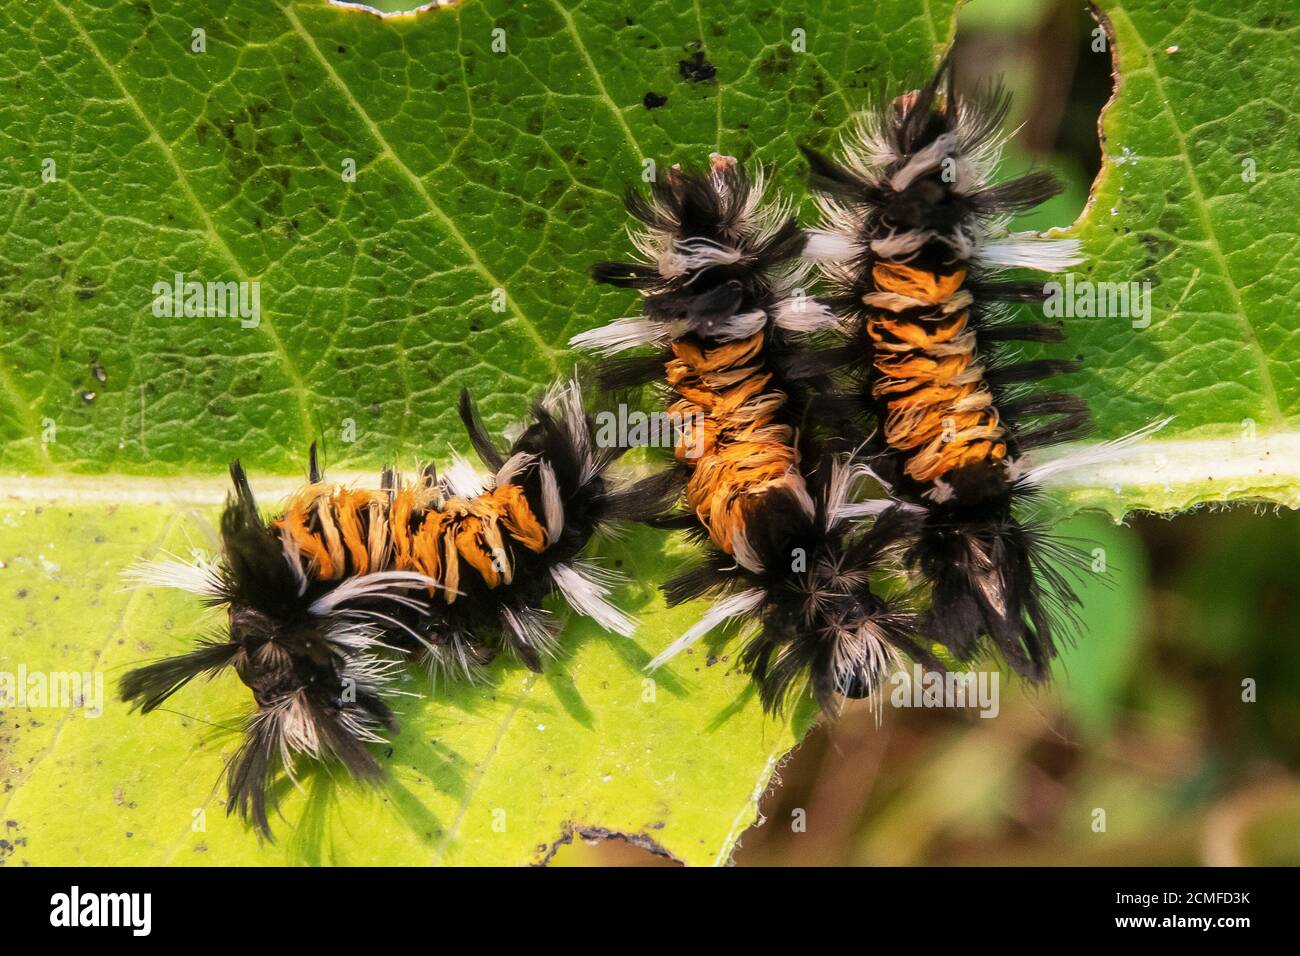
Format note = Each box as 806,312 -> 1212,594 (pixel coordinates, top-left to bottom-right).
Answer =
328,0 -> 457,19
0,471 -> 376,506
1037,432 -> 1300,510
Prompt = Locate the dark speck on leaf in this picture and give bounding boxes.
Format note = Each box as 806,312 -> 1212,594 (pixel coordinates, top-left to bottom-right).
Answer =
337,45 -> 346,54
679,50 -> 716,83
643,91 -> 668,110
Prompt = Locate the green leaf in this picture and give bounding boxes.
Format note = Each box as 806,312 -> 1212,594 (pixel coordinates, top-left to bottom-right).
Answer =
0,504 -> 817,864
1046,0 -> 1300,515
0,0 -> 955,475
1,0 -> 1296,864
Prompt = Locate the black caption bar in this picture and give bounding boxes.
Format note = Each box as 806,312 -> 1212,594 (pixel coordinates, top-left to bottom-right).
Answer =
0,866 -> 1279,941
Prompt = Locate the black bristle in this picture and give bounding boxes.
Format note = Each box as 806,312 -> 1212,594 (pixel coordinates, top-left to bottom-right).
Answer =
119,640 -> 240,713
986,357 -> 1083,386
967,170 -> 1064,214
662,555 -> 735,606
457,388 -> 506,471
978,321 -> 1067,343
597,352 -> 669,391
602,469 -> 684,523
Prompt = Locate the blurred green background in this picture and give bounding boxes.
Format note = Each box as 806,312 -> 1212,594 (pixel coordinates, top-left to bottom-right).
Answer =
555,0 -> 1300,866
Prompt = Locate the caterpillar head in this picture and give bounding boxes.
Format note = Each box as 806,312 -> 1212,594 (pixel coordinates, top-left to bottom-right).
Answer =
802,59 -> 1064,265
655,458 -> 944,716
589,154 -> 807,332
119,462 -> 428,837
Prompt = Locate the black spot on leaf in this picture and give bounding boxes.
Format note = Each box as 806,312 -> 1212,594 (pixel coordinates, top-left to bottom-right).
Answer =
679,50 -> 716,83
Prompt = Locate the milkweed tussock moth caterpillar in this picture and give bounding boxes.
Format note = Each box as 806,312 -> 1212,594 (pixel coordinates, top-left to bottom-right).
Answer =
573,156 -> 942,715
802,59 -> 1167,680
120,379 -> 666,837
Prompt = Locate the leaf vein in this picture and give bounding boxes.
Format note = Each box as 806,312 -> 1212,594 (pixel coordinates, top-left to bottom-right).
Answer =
49,0 -> 318,450
276,2 -> 563,371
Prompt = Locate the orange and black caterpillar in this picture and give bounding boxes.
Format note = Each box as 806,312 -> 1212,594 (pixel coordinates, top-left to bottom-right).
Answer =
800,61 -> 1104,679
573,156 -> 945,713
120,379 -> 662,836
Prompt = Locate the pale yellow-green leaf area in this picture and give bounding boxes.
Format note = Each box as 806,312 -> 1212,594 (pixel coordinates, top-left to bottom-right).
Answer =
0,503 -> 809,865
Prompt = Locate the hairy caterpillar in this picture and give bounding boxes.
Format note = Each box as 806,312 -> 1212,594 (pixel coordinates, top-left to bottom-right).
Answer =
573,155 -> 944,713
120,380 -> 658,835
801,60 -> 1163,679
